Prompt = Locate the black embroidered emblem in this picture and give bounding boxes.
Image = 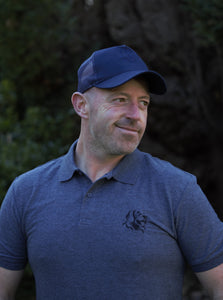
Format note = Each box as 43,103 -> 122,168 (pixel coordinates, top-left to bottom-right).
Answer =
123,210 -> 148,233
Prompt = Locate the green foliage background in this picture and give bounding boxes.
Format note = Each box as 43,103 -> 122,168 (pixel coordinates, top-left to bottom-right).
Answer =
183,0 -> 223,47
0,0 -> 83,201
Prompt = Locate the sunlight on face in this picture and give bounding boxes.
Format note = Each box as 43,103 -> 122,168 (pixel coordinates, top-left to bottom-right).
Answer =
83,78 -> 150,158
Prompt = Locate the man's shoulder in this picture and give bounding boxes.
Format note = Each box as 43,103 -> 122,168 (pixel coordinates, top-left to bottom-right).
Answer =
14,141 -> 77,187
138,150 -> 195,182
14,155 -> 64,188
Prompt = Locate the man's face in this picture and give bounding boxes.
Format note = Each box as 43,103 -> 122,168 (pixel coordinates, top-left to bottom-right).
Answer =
85,78 -> 150,158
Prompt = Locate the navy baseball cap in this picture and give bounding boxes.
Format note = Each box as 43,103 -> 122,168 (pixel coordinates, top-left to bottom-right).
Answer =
77,45 -> 166,95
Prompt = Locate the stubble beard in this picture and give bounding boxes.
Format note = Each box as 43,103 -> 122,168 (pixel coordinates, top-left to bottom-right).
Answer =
91,125 -> 143,158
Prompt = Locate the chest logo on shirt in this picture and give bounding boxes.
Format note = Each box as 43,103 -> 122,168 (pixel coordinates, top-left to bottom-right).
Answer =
123,210 -> 148,233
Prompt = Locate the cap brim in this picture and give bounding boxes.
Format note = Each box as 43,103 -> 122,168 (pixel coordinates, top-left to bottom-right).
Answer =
95,70 -> 166,95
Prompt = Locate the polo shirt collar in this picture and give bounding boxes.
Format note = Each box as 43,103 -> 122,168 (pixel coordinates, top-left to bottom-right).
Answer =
109,149 -> 142,184
58,141 -> 79,182
58,140 -> 142,184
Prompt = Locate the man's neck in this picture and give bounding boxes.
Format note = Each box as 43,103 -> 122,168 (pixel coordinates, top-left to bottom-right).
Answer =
75,140 -> 124,182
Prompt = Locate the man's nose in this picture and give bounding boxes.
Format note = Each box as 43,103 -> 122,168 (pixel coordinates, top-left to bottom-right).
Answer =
126,103 -> 140,120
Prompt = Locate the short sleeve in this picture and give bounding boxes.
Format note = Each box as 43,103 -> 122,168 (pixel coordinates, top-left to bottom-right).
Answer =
0,179 -> 27,270
175,179 -> 223,272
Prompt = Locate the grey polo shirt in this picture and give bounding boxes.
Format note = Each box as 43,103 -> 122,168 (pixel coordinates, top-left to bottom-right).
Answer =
1,141 -> 223,299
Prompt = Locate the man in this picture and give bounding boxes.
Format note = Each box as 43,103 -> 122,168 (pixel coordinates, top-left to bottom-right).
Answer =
0,45 -> 223,299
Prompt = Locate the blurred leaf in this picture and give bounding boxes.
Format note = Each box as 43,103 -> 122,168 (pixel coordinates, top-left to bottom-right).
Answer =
183,0 -> 223,47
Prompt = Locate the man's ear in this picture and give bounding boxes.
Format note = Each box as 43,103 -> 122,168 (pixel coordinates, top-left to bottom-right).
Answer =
71,92 -> 89,119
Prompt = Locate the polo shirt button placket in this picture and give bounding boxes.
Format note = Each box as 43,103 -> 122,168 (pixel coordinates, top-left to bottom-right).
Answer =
79,190 -> 95,225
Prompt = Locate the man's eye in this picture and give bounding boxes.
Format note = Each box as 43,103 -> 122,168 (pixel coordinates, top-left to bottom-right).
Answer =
140,100 -> 149,107
114,98 -> 126,103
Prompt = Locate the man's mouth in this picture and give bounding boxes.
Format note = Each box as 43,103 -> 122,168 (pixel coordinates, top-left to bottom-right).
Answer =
116,125 -> 139,133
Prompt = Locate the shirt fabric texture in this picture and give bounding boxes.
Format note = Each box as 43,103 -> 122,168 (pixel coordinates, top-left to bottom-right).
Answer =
1,141 -> 223,299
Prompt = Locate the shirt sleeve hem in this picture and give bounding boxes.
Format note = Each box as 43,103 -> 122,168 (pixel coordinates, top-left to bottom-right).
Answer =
0,255 -> 27,270
192,255 -> 223,273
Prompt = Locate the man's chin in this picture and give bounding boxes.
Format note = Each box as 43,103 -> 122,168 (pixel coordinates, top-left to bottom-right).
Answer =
112,142 -> 139,156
